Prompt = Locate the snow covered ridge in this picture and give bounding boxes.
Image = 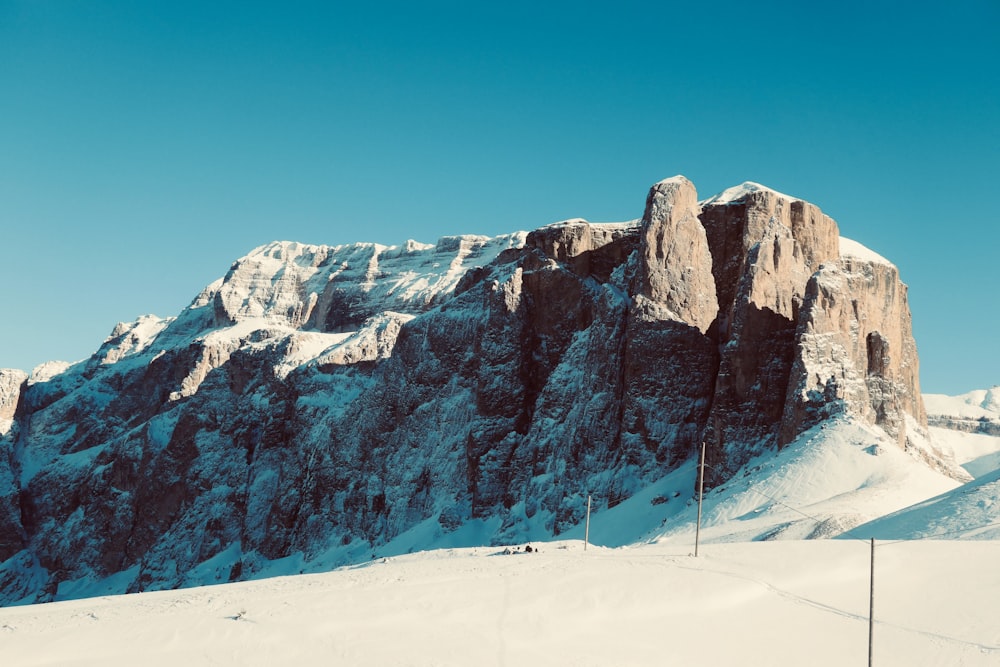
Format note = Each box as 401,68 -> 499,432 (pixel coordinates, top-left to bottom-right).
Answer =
839,236 -> 892,265
699,180 -> 798,206
0,175 -> 972,606
925,387 -> 1000,422
924,386 -> 1000,440
205,233 -> 527,330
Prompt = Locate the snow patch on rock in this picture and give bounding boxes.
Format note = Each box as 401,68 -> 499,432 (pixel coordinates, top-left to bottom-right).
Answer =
839,236 -> 892,265
700,181 -> 799,206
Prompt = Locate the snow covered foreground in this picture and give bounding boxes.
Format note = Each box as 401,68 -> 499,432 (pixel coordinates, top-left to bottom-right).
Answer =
3,414 -> 1000,665
1,539 -> 998,666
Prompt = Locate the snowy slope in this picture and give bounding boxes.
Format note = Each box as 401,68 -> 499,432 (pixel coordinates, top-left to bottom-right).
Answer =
614,417 -> 962,546
927,390 -> 1000,479
355,415 -> 969,556
843,467 -> 1000,541
839,236 -> 892,264
925,387 -> 1000,420
932,426 -> 1000,479
1,540 -> 998,667
840,388 -> 1000,540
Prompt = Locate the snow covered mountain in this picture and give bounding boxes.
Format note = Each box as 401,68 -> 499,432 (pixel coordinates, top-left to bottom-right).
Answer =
0,176 -> 977,605
924,387 -> 1000,438
841,390 -> 1000,540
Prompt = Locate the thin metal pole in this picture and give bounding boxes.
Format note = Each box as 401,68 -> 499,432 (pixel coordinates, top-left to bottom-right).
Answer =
695,440 -> 706,557
869,538 -> 875,667
584,495 -> 591,551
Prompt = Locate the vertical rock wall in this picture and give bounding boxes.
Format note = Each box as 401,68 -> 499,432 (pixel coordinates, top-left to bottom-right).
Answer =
635,176 -> 718,332
0,369 -> 26,425
780,248 -> 925,447
0,369 -> 28,563
699,185 -> 840,478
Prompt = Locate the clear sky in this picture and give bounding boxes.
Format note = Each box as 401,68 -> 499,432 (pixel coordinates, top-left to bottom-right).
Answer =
1,1 -> 997,395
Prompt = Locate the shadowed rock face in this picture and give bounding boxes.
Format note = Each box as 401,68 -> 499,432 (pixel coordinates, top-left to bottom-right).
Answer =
526,219 -> 639,283
0,177 -> 933,603
0,370 -> 28,562
699,185 -> 841,480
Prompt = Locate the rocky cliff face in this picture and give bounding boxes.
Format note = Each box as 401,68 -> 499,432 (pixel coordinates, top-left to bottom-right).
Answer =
698,183 -> 841,479
635,176 -> 718,331
0,176 -> 941,604
0,369 -> 26,426
0,369 -> 27,565
780,240 -> 924,449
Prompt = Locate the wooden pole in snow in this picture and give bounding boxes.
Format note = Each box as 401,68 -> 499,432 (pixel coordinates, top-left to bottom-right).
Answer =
584,495 -> 591,551
695,440 -> 706,557
869,537 -> 875,667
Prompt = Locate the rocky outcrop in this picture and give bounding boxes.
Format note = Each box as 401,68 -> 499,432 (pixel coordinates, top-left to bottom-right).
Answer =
526,219 -> 639,283
927,416 -> 1000,437
635,176 -> 718,332
700,183 -> 839,336
699,183 -> 840,478
211,237 -> 524,331
0,176 -> 932,604
0,369 -> 26,426
0,369 -> 28,563
780,241 -> 924,449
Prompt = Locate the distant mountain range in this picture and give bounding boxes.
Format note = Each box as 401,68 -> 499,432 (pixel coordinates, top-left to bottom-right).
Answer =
1,176 -> 996,605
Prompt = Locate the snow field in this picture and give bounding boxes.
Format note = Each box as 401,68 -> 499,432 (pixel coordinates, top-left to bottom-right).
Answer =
2,540 -> 998,666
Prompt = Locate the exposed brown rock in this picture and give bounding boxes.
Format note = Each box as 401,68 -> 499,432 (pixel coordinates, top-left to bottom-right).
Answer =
526,219 -> 640,282
0,369 -> 26,424
780,247 -> 926,448
700,183 -> 839,337
700,184 -> 840,478
635,176 -> 718,332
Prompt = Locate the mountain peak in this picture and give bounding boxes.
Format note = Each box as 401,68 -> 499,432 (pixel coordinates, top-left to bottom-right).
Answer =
839,236 -> 893,266
701,181 -> 799,207
653,174 -> 695,189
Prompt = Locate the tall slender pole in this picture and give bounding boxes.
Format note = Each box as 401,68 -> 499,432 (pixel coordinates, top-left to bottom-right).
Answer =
869,538 -> 875,667
584,495 -> 591,551
695,440 -> 706,557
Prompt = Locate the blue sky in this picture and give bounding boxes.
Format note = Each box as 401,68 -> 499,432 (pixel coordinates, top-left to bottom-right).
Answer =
1,1 -> 997,394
